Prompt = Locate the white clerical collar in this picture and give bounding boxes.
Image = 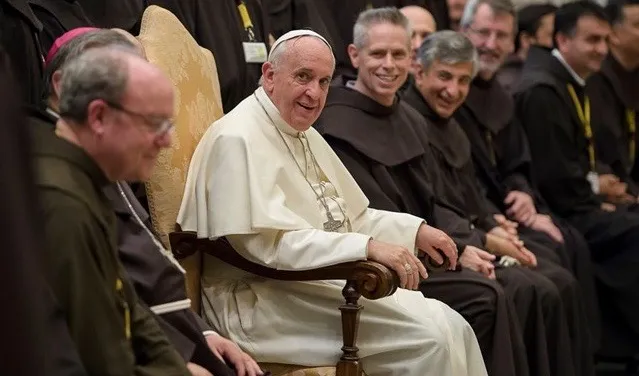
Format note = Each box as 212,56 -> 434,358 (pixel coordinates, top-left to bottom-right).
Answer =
551,49 -> 586,87
46,107 -> 61,120
254,86 -> 301,137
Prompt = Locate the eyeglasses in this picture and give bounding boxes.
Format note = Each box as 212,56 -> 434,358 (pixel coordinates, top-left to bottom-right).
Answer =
105,100 -> 174,136
467,27 -> 512,44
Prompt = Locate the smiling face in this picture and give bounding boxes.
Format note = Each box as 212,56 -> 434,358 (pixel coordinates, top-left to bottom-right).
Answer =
261,36 -> 334,131
348,22 -> 411,106
91,58 -> 174,182
463,3 -> 515,79
415,59 -> 474,118
557,15 -> 610,77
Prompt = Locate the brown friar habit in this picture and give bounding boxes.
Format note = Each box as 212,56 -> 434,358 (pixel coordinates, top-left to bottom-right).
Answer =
28,0 -> 94,57
31,119 -> 189,375
588,53 -> 639,194
516,45 -> 639,357
149,0 -> 271,113
403,82 -> 594,376
495,54 -> 524,95
316,78 -> 573,376
0,48 -> 86,376
454,71 -> 596,375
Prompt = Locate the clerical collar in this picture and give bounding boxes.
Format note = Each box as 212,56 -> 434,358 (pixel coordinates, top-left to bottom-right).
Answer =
254,86 -> 301,136
46,107 -> 61,120
551,49 -> 585,87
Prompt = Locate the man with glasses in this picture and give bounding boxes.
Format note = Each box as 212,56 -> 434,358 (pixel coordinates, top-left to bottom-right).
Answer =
31,42 -> 191,375
36,28 -> 265,376
454,0 -> 597,374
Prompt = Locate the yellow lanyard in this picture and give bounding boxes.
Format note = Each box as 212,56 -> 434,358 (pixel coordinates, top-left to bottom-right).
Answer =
237,0 -> 256,42
116,278 -> 131,340
567,84 -> 595,171
366,2 -> 373,9
627,109 -> 636,162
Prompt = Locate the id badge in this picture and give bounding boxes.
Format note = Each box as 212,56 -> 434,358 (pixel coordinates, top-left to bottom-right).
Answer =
586,171 -> 600,194
242,42 -> 268,63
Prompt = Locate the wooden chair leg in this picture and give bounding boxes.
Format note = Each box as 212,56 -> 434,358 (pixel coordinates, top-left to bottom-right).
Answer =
336,280 -> 363,376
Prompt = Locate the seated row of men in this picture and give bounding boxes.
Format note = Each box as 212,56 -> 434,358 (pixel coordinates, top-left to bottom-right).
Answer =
21,0 -> 639,376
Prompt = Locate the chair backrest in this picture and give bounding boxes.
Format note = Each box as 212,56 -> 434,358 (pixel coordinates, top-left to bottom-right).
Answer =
137,5 -> 224,311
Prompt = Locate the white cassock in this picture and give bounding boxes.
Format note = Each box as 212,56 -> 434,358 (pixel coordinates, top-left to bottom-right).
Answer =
177,87 -> 487,376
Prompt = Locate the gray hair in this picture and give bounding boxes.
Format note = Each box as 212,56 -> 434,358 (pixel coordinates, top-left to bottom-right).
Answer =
460,0 -> 518,32
58,47 -> 139,124
43,29 -> 139,100
353,7 -> 411,49
260,34 -> 336,84
417,30 -> 479,78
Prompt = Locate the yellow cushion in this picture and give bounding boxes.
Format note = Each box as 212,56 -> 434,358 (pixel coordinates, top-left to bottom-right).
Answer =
137,5 -> 224,310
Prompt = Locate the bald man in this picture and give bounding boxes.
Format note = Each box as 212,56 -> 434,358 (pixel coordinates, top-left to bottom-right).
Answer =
401,5 -> 437,62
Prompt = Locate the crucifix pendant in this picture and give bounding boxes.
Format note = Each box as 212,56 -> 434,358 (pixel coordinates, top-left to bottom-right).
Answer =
323,211 -> 343,232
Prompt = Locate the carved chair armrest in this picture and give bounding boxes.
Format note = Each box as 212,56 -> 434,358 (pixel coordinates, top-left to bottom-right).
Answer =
170,230 -> 398,300
169,229 -> 450,376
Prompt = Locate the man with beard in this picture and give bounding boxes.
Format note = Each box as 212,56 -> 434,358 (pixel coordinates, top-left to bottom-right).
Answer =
315,9 -> 585,376
496,3 -> 557,92
452,0 -> 600,361
516,0 -> 639,355
588,0 -> 639,200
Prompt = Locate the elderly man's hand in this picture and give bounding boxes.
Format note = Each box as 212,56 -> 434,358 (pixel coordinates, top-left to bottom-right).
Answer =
460,246 -> 496,279
485,233 -> 537,267
205,335 -> 263,376
416,224 -> 458,271
367,239 -> 427,290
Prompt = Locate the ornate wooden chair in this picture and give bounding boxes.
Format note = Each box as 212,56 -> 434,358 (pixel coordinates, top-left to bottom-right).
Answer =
137,6 -> 444,375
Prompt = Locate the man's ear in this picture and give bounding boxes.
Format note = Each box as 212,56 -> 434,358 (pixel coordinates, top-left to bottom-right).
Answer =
347,43 -> 360,69
413,64 -> 425,86
261,62 -> 275,91
85,99 -> 108,136
608,26 -> 621,47
52,70 -> 63,100
555,32 -> 570,53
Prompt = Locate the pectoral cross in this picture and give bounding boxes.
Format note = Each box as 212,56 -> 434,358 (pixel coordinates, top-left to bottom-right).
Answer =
323,211 -> 344,232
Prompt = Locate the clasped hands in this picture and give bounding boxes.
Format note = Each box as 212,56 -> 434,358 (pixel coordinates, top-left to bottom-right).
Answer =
366,224 -> 457,290
503,190 -> 563,243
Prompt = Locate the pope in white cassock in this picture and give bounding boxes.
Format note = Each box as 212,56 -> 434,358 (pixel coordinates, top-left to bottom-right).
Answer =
177,29 -> 488,376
